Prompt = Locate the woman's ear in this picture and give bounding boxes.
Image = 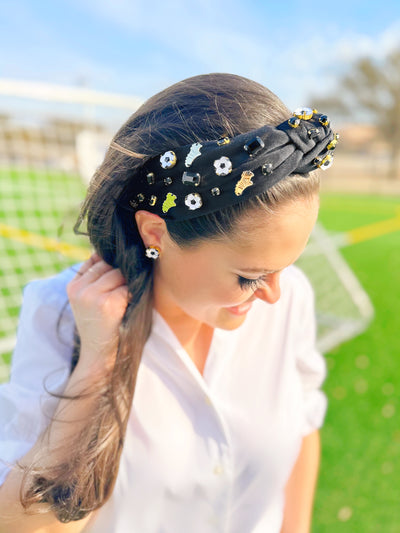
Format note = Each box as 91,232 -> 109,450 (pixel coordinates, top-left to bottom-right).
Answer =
134,210 -> 167,249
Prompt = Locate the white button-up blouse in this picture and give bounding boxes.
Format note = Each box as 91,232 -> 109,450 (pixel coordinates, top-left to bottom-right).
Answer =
0,264 -> 327,533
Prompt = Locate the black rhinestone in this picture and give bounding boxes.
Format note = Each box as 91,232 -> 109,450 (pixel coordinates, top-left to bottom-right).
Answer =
164,177 -> 173,185
307,128 -> 320,138
288,117 -> 301,128
244,136 -> 265,157
146,172 -> 155,185
319,115 -> 329,126
211,187 -> 220,196
262,163 -> 273,175
182,171 -> 201,186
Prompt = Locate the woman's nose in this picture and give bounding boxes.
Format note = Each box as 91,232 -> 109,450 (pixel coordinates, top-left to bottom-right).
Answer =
254,273 -> 281,304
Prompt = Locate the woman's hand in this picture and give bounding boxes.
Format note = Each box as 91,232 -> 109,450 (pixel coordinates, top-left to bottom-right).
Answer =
66,254 -> 130,373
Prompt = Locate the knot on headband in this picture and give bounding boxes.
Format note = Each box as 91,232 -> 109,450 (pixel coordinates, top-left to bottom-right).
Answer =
122,108 -> 338,221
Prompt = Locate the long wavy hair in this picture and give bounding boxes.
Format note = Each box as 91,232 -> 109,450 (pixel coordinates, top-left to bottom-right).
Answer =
21,73 -> 320,522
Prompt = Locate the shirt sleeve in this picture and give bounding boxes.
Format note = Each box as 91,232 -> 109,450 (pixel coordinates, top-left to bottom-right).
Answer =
291,267 -> 328,437
0,267 -> 76,486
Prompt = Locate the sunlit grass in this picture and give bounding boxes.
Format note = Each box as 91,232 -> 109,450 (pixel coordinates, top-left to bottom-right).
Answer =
314,193 -> 400,533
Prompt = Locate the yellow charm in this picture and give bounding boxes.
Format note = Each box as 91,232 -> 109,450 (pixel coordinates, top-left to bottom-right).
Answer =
326,133 -> 340,151
235,170 -> 254,196
162,192 -> 177,213
217,137 -> 230,146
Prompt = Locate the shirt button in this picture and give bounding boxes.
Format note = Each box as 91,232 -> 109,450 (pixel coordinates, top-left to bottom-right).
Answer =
213,465 -> 224,475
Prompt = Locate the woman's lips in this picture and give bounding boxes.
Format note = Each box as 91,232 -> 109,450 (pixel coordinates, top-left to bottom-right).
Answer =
226,301 -> 253,316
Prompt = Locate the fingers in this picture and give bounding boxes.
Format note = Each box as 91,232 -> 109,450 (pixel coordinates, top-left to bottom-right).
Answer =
77,253 -> 102,274
74,255 -> 112,285
91,266 -> 127,293
70,254 -> 127,294
84,260 -> 113,283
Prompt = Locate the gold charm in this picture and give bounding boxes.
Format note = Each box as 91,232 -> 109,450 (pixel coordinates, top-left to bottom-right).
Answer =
149,195 -> 157,206
162,192 -> 177,213
185,143 -> 202,167
217,137 -> 230,146
235,170 -> 254,196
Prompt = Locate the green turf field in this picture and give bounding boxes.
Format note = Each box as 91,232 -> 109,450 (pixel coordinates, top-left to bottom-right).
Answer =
0,167 -> 88,372
313,194 -> 400,532
1,172 -> 399,531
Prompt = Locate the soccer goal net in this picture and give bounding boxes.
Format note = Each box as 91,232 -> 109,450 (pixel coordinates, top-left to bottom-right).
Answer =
0,79 -> 373,381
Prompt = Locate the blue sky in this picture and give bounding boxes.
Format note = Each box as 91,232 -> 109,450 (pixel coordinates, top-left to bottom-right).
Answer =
2,0 -> 400,113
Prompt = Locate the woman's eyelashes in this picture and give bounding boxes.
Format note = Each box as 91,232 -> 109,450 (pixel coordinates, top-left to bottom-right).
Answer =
237,276 -> 266,291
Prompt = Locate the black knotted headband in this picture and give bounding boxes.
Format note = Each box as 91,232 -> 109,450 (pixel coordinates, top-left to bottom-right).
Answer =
121,108 -> 338,221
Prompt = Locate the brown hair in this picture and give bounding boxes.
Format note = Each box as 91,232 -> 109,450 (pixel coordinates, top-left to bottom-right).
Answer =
21,73 -> 319,521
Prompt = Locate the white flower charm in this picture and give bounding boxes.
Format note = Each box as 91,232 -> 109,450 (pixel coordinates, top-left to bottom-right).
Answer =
293,107 -> 314,120
213,156 -> 232,176
145,246 -> 161,259
160,151 -> 177,169
185,192 -> 203,210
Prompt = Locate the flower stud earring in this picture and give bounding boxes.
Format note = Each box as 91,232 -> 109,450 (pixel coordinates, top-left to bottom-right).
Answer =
145,245 -> 161,259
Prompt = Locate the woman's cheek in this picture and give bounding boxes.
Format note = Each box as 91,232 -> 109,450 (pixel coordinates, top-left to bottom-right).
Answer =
216,283 -> 250,307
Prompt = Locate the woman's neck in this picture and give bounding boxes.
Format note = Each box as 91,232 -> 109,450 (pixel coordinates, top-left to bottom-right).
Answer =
154,301 -> 214,375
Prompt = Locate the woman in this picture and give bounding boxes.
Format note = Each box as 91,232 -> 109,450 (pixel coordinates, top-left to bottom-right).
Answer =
0,73 -> 335,533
